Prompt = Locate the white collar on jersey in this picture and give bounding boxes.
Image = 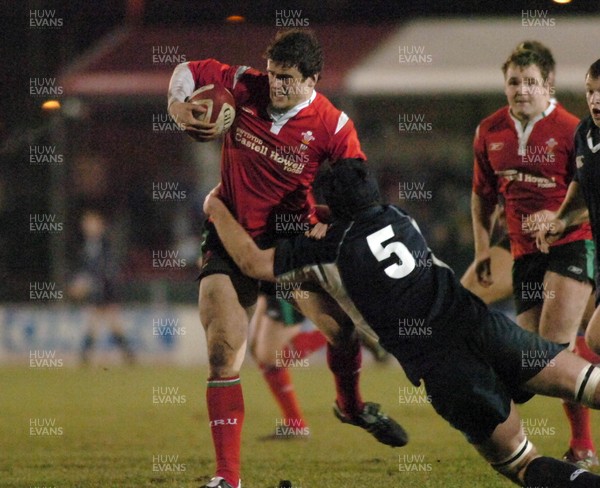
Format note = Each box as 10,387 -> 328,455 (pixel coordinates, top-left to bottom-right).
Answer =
588,126 -> 600,153
267,89 -> 317,135
509,99 -> 557,156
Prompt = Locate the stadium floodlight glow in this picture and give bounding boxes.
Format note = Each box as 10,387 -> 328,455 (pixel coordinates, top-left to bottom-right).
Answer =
225,15 -> 245,23
552,0 -> 572,3
41,100 -> 61,111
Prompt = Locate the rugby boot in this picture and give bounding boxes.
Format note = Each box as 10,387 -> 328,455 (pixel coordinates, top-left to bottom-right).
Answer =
333,400 -> 408,447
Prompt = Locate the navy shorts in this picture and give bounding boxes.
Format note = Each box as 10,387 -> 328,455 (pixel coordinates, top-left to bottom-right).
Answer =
421,307 -> 565,444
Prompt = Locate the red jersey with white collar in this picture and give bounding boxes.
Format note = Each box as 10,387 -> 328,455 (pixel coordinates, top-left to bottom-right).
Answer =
472,102 -> 591,258
186,59 -> 365,239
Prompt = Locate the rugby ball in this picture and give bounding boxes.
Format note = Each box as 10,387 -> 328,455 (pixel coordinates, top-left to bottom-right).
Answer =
188,84 -> 236,137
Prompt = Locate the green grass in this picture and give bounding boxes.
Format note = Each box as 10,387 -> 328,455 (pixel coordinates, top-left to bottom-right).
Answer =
1,364 -> 598,487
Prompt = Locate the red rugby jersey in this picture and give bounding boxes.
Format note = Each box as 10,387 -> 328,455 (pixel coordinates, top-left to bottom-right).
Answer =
472,102 -> 591,258
186,59 -> 365,239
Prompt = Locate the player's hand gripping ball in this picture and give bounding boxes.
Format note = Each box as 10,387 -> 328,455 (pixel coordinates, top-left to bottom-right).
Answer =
187,84 -> 236,139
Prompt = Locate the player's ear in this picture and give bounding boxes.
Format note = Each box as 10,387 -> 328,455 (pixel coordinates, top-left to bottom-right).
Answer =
308,73 -> 318,86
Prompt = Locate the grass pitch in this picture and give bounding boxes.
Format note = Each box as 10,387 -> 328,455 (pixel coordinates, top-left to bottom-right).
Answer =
1,363 -> 598,487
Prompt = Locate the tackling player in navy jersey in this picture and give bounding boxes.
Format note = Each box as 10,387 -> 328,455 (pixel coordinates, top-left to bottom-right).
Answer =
204,159 -> 600,487
537,59 -> 600,357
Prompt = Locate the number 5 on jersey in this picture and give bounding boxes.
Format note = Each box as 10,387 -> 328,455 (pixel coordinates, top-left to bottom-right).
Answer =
366,225 -> 416,279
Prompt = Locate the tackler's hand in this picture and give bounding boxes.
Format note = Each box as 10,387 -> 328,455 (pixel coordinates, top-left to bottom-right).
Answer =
305,222 -> 329,240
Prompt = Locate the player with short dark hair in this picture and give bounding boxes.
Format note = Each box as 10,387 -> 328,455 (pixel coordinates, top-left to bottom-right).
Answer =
470,43 -> 597,467
264,29 -> 324,80
204,158 -> 600,488
168,29 -> 406,488
589,58 -> 600,80
536,58 -> 600,355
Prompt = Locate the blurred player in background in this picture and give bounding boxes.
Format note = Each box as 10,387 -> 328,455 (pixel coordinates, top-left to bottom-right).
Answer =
168,29 -> 406,488
250,294 -> 387,441
249,295 -> 326,439
204,158 -> 600,488
470,44 -> 598,467
462,41 -> 555,305
462,39 -> 600,406
536,59 -> 600,355
68,209 -> 134,364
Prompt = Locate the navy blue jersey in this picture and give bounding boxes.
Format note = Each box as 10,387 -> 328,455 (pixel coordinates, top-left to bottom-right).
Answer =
274,205 -> 489,384
574,116 -> 600,276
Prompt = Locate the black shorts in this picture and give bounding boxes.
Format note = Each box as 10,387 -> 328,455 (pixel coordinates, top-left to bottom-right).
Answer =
198,220 -> 259,308
512,240 -> 595,315
421,307 -> 565,445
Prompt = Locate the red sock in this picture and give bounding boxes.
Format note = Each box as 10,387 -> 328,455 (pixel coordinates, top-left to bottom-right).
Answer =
327,336 -> 364,416
563,337 -> 598,452
575,335 -> 600,364
290,330 -> 328,359
563,401 -> 595,452
206,376 -> 244,487
261,365 -> 306,428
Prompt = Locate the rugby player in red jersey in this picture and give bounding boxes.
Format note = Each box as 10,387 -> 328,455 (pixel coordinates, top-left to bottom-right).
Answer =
168,29 -> 406,488
462,41 -> 555,305
471,46 -> 598,468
